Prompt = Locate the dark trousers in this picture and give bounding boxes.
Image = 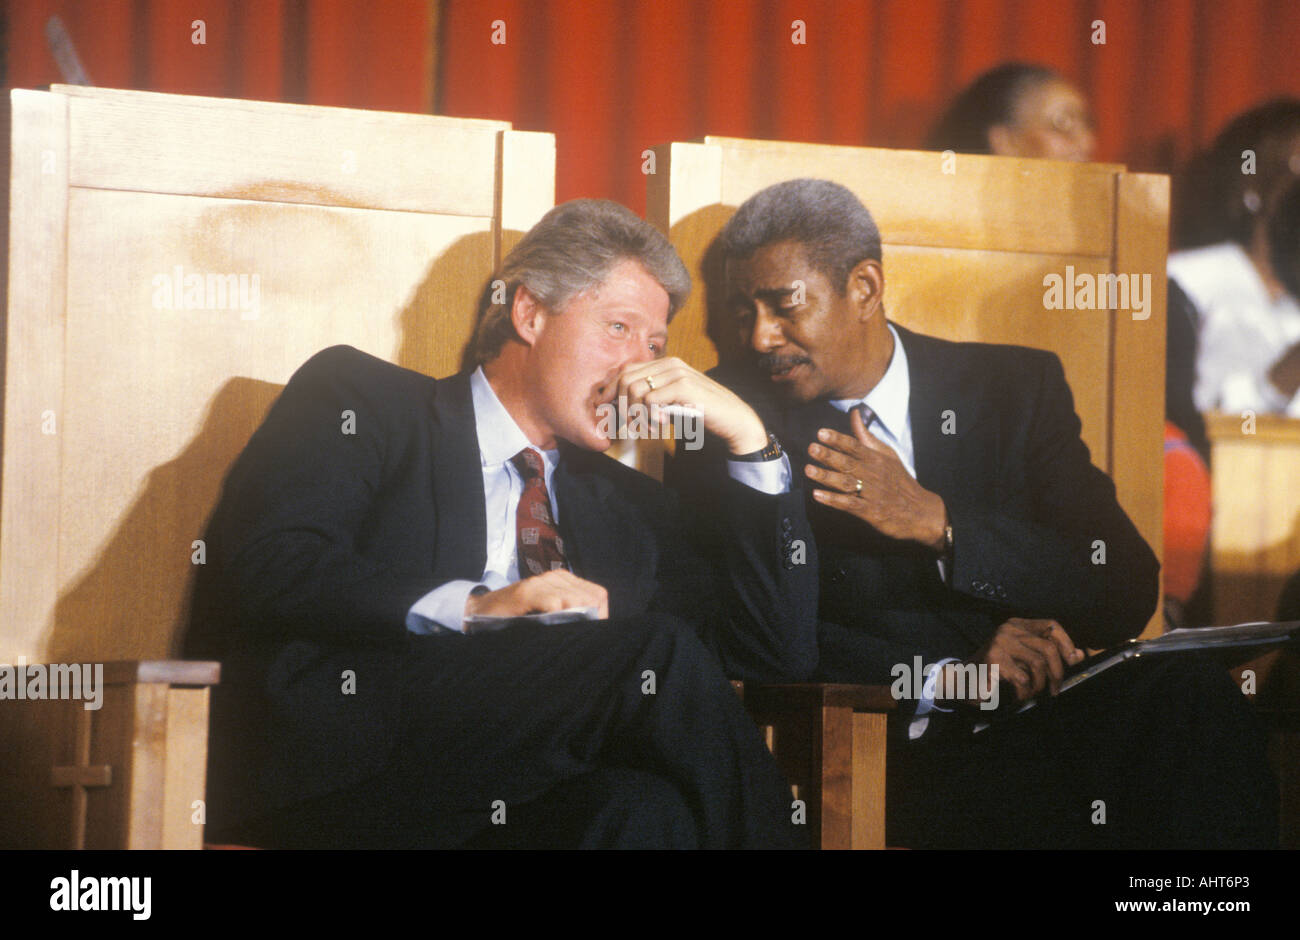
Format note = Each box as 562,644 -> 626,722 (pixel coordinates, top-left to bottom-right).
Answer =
887,655 -> 1279,849
241,613 -> 804,849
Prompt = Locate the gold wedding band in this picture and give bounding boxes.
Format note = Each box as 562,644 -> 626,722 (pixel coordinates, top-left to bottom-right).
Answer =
645,374 -> 656,391
854,478 -> 863,495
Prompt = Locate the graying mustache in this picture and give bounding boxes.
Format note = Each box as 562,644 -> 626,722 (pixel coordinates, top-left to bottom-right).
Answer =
755,353 -> 810,374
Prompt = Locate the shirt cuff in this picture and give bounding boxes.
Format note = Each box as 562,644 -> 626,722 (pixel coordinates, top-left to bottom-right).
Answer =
726,453 -> 792,494
907,657 -> 962,741
406,580 -> 484,634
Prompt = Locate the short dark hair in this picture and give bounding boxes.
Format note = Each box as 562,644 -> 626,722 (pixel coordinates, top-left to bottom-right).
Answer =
927,62 -> 1062,154
469,199 -> 690,366
718,179 -> 881,294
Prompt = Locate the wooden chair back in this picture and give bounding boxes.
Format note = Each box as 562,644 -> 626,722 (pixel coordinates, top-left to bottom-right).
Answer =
0,85 -> 555,664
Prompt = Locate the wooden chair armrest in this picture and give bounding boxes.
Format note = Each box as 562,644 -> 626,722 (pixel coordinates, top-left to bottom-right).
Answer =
102,659 -> 221,687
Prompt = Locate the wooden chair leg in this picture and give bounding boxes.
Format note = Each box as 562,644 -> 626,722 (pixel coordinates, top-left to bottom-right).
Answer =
852,711 -> 888,849
736,682 -> 895,849
0,660 -> 218,849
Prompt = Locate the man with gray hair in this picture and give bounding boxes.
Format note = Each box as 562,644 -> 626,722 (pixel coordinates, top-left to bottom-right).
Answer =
669,178 -> 1276,848
188,198 -> 818,849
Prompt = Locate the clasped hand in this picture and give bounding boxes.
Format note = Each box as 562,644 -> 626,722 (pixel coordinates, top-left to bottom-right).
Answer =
615,358 -> 769,455
938,618 -> 1086,706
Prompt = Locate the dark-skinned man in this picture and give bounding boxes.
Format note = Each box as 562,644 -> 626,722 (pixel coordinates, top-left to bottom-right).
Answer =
668,178 -> 1277,849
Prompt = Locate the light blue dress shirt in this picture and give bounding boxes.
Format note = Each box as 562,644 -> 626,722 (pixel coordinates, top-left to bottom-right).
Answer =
406,367 -> 791,634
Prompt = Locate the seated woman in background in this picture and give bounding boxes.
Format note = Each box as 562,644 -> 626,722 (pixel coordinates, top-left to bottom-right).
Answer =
926,62 -> 1095,161
931,64 -> 1218,623
1169,100 -> 1300,418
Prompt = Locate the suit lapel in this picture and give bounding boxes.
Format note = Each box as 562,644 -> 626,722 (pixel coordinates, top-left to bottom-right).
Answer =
428,372 -> 489,583
897,325 -> 962,501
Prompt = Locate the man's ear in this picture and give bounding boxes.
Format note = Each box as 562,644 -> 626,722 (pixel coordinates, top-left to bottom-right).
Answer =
510,285 -> 547,346
847,258 -> 885,322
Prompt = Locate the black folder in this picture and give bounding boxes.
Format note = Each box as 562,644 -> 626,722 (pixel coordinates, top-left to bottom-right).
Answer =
972,620 -> 1300,731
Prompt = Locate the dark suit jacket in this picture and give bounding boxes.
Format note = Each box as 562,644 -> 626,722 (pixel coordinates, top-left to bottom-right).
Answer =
186,345 -> 817,823
669,325 -> 1159,710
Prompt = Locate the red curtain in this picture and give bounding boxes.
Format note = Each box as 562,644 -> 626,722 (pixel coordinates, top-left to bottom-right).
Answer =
4,0 -> 434,113
438,0 -> 1300,213
7,0 -> 1300,214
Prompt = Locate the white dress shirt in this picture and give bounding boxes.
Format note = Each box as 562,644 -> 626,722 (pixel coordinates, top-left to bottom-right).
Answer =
829,322 -> 942,585
406,367 -> 791,634
829,323 -> 917,476
1168,241 -> 1300,417
829,323 -> 954,738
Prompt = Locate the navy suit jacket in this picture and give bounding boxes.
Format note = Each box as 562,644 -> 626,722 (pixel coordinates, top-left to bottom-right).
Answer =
669,325 -> 1159,707
186,345 -> 818,821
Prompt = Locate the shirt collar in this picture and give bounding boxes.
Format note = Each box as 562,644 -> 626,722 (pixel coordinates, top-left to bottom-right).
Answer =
829,322 -> 910,439
470,367 -> 560,475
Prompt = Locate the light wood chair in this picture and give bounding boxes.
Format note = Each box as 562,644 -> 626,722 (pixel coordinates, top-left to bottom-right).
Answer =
0,85 -> 555,848
1206,411 -> 1300,627
650,136 -> 1170,848
1206,410 -> 1300,848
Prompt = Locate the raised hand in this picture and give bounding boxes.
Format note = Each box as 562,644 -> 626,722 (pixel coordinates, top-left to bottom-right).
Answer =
616,358 -> 770,455
805,406 -> 948,551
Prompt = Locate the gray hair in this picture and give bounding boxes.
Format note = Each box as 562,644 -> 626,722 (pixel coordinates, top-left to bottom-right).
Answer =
719,179 -> 882,294
469,199 -> 691,366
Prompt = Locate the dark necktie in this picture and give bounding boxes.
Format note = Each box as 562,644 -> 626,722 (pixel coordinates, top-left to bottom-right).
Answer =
511,447 -> 568,577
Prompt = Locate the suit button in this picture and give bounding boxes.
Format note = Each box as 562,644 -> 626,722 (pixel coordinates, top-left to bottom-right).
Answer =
995,585 -> 1007,599
830,566 -> 847,583
971,580 -> 984,591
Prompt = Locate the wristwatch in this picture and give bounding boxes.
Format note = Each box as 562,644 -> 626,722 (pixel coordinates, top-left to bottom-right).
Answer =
730,431 -> 783,462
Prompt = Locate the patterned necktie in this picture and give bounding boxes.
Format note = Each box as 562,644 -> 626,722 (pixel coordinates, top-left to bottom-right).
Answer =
511,447 -> 568,577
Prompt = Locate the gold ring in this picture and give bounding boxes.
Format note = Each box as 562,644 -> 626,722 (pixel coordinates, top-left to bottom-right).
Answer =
645,374 -> 656,391
854,478 -> 863,495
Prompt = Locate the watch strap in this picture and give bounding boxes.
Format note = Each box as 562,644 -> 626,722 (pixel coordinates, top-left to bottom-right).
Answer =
730,431 -> 783,462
